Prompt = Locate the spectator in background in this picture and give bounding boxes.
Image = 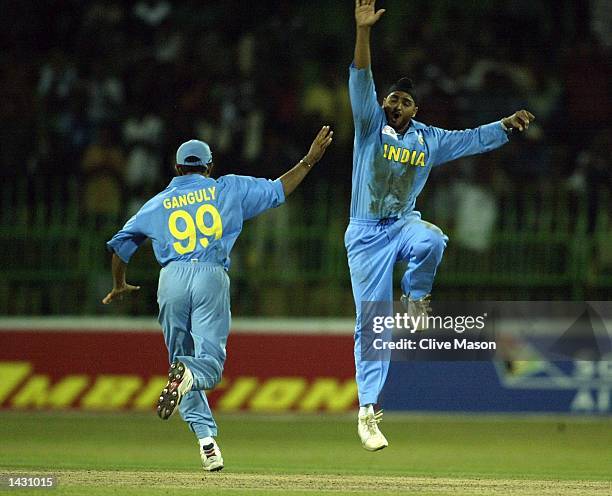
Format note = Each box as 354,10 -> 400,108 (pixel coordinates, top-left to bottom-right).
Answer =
35,51 -> 86,178
123,107 -> 165,214
302,63 -> 353,147
37,50 -> 79,109
562,37 -> 610,152
591,0 -> 612,48
0,54 -> 38,179
81,127 -> 125,226
567,129 -> 612,233
85,60 -> 125,133
451,156 -> 501,253
567,128 -> 612,281
246,128 -> 298,276
133,0 -> 172,27
461,68 -> 527,127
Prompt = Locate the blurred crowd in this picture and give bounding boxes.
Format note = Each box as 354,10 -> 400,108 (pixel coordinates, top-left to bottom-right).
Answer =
2,0 -> 610,238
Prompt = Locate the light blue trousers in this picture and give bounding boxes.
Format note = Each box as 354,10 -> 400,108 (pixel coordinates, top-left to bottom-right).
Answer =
157,261 -> 230,439
345,212 -> 448,406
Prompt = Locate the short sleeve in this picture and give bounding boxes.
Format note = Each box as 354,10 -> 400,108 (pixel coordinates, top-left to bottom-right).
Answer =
106,212 -> 148,263
225,175 -> 286,221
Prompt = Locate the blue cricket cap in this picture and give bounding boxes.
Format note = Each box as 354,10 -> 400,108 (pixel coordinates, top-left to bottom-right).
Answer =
176,139 -> 213,167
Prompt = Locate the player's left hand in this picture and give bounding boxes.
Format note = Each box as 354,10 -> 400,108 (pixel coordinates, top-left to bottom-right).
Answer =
502,110 -> 535,132
102,283 -> 141,305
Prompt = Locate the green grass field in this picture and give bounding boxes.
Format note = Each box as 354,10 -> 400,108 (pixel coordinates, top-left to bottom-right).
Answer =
0,412 -> 610,495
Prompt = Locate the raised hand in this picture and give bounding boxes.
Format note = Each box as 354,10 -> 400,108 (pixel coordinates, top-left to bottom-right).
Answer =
305,126 -> 334,165
502,110 -> 536,132
278,126 -> 334,197
355,0 -> 386,28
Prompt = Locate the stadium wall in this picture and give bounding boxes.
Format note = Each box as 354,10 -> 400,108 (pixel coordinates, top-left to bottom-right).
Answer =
0,318 -> 610,414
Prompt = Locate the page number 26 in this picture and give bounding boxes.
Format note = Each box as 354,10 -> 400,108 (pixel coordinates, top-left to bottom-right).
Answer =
168,205 -> 223,254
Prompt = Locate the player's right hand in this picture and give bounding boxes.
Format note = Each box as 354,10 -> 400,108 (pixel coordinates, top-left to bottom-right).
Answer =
305,126 -> 334,166
102,284 -> 141,305
502,110 -> 536,132
355,0 -> 386,28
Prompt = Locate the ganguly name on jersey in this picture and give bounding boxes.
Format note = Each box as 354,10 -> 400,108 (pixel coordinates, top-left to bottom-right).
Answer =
163,187 -> 217,209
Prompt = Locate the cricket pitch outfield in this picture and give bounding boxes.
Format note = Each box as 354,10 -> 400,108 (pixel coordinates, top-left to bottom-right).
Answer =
1,412 -> 610,495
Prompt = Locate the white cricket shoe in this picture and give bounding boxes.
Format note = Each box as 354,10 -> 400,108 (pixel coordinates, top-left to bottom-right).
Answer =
157,360 -> 194,420
200,438 -> 224,472
358,406 -> 388,451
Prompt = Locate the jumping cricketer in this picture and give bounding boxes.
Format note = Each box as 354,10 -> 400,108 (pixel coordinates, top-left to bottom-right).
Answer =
348,0 -> 535,451
102,126 -> 333,471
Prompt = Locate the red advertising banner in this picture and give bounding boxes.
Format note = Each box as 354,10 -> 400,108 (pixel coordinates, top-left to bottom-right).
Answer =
0,323 -> 357,413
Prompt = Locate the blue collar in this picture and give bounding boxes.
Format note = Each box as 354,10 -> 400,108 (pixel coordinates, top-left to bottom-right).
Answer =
170,174 -> 207,186
405,119 -> 427,134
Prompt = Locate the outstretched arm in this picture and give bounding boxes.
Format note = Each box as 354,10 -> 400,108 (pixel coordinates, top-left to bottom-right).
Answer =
432,110 -> 536,166
354,0 -> 386,69
278,126 -> 333,197
232,127 -> 332,220
102,253 -> 140,304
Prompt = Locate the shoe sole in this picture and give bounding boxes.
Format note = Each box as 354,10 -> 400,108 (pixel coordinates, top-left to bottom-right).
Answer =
362,443 -> 388,452
157,362 -> 187,420
204,463 -> 224,472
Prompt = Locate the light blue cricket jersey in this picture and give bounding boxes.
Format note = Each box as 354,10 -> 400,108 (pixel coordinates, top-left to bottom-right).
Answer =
349,63 -> 509,220
107,174 -> 285,268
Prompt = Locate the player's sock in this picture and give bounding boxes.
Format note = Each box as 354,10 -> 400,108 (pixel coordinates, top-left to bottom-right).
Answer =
199,436 -> 215,449
359,404 -> 374,417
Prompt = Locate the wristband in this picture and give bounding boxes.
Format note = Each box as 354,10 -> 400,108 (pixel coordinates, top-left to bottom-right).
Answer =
299,158 -> 313,169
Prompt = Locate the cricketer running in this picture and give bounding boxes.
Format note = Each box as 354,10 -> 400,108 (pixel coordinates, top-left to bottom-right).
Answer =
348,0 -> 535,451
102,126 -> 333,471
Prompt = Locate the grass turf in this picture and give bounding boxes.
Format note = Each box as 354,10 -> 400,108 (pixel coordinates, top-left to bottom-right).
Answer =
0,412 -> 610,495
